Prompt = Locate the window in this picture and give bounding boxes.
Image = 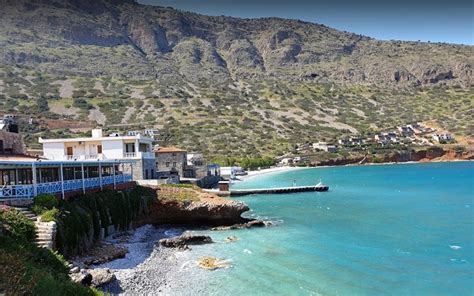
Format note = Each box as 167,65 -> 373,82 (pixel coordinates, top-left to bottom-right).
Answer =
172,153 -> 176,156
166,162 -> 170,168
173,162 -> 177,167
145,169 -> 148,179
97,145 -> 102,154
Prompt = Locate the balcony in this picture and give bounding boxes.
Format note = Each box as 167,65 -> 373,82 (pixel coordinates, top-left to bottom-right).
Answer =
65,154 -> 104,160
123,152 -> 155,159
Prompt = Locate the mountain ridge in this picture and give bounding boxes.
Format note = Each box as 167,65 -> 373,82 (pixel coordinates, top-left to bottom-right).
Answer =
0,0 -> 472,87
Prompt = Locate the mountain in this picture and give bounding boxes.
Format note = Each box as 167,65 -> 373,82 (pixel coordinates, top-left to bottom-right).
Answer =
1,0 -> 473,86
0,0 -> 472,157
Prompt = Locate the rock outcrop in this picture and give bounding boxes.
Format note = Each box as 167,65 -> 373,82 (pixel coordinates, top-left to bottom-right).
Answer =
211,219 -> 270,230
136,187 -> 251,226
159,233 -> 213,248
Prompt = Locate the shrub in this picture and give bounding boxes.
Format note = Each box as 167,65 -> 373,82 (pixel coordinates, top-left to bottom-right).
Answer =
0,236 -> 99,296
34,194 -> 59,211
40,208 -> 59,222
0,208 -> 36,242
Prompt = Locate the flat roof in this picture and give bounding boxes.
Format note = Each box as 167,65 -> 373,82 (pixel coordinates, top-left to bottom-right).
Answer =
0,158 -> 136,168
0,154 -> 40,161
39,134 -> 154,144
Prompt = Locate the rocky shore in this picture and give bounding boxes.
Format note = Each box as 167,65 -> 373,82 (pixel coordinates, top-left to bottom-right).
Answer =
311,147 -> 474,167
68,185 -> 270,294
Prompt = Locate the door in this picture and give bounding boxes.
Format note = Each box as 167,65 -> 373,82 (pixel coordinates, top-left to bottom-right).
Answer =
97,145 -> 102,154
66,147 -> 73,156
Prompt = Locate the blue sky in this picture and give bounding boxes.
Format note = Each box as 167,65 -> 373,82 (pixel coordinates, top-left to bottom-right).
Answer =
138,0 -> 473,45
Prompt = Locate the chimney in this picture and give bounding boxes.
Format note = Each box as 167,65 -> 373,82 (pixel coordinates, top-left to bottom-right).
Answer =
91,128 -> 103,138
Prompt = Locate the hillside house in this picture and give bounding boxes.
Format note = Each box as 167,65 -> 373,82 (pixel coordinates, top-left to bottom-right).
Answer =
398,126 -> 415,136
432,133 -> 454,144
313,142 -> 338,153
39,129 -> 155,180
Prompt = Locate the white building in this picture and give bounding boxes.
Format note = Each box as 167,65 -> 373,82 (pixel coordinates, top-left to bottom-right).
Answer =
313,142 -> 337,153
39,129 -> 156,180
432,133 -> 454,144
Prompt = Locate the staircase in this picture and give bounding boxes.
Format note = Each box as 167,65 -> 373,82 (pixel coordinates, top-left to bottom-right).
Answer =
7,206 -> 57,249
35,221 -> 57,249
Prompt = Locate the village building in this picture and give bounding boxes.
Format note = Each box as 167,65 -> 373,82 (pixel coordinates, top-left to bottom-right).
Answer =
398,126 -> 415,136
1,128 -> 134,202
432,133 -> 454,144
313,142 -> 338,153
374,134 -> 390,145
154,146 -> 187,178
39,128 -> 155,180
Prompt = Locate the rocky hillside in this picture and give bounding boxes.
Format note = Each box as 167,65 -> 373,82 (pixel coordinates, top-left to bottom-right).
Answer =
0,0 -> 472,86
0,0 -> 472,157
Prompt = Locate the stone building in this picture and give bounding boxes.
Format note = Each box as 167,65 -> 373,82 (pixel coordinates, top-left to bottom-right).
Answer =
154,147 -> 187,177
0,130 -> 25,155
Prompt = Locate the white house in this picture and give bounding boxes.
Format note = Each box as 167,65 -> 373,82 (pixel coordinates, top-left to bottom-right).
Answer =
432,133 -> 454,144
313,142 -> 337,153
39,129 -> 156,180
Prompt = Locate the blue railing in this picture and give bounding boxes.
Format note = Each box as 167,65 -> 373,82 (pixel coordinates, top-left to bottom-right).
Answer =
0,185 -> 34,199
0,174 -> 133,200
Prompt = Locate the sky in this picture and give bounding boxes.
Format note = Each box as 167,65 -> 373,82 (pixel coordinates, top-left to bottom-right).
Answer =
137,0 -> 473,45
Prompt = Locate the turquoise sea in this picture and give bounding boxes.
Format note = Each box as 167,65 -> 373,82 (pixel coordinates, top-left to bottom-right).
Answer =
189,162 -> 474,295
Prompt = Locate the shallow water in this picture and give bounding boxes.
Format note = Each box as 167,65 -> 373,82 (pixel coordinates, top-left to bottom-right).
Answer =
185,162 -> 474,295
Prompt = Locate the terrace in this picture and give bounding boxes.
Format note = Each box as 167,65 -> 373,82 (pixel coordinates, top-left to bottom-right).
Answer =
0,158 -> 134,201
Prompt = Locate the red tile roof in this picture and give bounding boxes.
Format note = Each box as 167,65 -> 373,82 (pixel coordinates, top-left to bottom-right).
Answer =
154,147 -> 186,153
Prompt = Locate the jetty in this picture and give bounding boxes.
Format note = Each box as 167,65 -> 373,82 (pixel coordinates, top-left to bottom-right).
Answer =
230,183 -> 329,196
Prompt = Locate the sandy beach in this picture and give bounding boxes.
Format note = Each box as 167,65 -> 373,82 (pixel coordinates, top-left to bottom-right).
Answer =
238,166 -> 309,180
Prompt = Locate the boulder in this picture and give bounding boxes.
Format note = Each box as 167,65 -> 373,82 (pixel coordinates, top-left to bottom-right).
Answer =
89,268 -> 116,287
224,236 -> 239,243
197,256 -> 232,270
70,271 -> 92,286
159,233 -> 213,248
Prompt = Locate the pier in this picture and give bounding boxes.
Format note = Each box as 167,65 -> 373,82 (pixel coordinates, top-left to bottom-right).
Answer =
230,184 -> 329,196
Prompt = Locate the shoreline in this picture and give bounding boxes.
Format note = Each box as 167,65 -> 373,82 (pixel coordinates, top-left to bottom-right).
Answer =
89,225 -> 223,295
237,159 -> 473,181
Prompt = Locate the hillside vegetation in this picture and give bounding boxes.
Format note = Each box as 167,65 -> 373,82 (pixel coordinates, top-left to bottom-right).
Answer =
0,0 -> 472,157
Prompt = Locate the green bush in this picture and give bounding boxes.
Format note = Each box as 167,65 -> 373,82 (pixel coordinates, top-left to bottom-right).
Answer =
34,194 -> 59,211
0,208 -> 36,242
55,203 -> 92,254
40,208 -> 59,222
0,236 -> 100,296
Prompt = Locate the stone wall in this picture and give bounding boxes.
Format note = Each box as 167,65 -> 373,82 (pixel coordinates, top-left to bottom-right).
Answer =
123,158 -> 156,180
155,152 -> 186,176
0,130 -> 25,154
